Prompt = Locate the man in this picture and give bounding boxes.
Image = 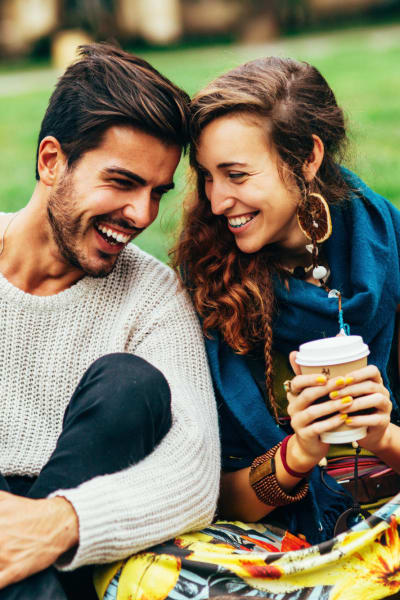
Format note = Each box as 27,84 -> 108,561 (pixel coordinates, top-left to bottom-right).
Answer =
0,43 -> 219,598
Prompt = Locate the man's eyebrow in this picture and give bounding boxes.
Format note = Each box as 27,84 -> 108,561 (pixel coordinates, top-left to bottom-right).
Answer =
102,167 -> 146,186
101,167 -> 175,191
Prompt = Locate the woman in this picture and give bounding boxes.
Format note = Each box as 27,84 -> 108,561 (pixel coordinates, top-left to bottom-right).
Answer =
176,55 -> 400,537
97,57 -> 400,600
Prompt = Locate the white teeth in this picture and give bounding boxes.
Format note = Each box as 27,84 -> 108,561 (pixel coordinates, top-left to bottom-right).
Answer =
228,215 -> 254,228
98,224 -> 130,244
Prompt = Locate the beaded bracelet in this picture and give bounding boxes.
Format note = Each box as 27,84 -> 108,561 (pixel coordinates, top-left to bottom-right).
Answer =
280,435 -> 314,479
249,443 -> 309,506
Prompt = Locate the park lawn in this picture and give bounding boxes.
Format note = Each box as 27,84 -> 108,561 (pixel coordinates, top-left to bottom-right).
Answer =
0,23 -> 399,262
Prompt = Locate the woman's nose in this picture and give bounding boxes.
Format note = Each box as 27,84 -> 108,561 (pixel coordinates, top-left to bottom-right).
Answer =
208,181 -> 235,215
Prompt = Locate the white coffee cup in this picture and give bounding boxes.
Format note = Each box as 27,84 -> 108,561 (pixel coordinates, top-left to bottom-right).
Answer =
295,335 -> 370,444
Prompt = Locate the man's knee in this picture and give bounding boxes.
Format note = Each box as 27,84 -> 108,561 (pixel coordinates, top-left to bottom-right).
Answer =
68,353 -> 172,446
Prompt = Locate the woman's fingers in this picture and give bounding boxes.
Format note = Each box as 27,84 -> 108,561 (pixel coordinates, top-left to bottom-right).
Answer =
305,412 -> 354,438
289,351 -> 301,376
287,375 -> 354,414
290,395 -> 352,429
346,364 -> 384,385
345,391 -> 391,412
287,373 -> 328,397
287,364 -> 387,406
289,382 -> 390,430
342,405 -> 391,430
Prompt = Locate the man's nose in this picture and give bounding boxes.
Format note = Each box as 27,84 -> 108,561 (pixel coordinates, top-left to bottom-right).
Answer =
208,181 -> 235,216
122,191 -> 157,230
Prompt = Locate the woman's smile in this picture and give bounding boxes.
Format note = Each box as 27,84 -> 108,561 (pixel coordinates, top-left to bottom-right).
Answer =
227,211 -> 259,232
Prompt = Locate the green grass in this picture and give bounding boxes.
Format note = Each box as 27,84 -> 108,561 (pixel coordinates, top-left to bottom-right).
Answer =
1,23 -> 399,261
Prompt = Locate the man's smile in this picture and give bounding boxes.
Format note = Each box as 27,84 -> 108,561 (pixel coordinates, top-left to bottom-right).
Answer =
95,222 -> 133,245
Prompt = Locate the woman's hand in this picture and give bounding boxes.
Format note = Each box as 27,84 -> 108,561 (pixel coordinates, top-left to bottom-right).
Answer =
286,353 -> 392,463
321,364 -> 392,454
285,368 -> 348,468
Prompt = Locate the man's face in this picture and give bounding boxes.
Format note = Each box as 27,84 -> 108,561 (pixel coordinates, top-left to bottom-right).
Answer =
47,125 -> 181,277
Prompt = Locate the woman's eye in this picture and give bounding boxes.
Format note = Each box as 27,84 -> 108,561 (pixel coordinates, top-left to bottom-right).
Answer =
202,172 -> 213,182
228,172 -> 247,181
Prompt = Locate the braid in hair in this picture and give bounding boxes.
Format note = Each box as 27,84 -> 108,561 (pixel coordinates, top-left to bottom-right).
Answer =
262,266 -> 279,422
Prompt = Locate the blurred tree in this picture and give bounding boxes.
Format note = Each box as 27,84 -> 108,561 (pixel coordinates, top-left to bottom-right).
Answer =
0,0 -> 59,57
240,0 -> 308,42
61,0 -> 117,39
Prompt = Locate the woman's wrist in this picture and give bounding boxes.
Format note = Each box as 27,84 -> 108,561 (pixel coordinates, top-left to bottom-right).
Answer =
287,435 -> 320,474
361,422 -> 395,455
249,442 -> 309,505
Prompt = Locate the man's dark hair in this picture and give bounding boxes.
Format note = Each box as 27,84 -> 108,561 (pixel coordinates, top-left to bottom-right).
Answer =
35,43 -> 190,179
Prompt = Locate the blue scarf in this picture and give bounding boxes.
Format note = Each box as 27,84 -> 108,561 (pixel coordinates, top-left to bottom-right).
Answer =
274,169 -> 400,408
205,170 -> 400,544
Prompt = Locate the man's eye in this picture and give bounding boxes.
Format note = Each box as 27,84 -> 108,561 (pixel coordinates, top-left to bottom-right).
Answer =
111,178 -> 132,187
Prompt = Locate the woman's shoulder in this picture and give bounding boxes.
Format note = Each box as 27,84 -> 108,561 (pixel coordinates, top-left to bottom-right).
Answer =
341,167 -> 400,216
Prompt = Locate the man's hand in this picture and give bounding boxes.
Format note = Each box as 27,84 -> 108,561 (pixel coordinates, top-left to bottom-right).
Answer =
0,492 -> 79,589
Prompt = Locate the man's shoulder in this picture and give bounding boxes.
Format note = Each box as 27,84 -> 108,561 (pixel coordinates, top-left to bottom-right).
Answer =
106,244 -> 180,299
118,244 -> 175,279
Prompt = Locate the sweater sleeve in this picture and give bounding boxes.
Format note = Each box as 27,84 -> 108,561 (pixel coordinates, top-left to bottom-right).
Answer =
50,284 -> 220,570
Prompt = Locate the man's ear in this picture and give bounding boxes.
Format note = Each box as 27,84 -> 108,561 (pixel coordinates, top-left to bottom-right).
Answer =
302,134 -> 324,183
37,136 -> 66,186
289,351 -> 301,376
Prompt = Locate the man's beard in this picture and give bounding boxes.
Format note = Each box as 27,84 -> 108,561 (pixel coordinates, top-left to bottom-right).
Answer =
47,174 -> 119,278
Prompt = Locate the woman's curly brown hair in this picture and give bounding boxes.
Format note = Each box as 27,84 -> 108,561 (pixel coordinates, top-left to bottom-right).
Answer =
172,56 -> 350,420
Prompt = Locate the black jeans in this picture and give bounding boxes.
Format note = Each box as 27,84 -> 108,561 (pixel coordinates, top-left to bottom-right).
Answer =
0,353 -> 172,600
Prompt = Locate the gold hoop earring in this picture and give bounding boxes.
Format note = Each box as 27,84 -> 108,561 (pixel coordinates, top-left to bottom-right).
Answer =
297,192 -> 332,282
297,192 -> 332,244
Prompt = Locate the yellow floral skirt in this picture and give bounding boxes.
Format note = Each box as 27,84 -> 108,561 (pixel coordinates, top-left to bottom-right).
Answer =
95,492 -> 400,600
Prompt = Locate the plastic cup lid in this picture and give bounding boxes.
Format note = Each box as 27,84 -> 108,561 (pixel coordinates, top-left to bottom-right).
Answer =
296,335 -> 370,367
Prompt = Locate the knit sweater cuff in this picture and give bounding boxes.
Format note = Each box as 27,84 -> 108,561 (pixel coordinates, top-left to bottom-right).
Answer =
50,486 -> 113,570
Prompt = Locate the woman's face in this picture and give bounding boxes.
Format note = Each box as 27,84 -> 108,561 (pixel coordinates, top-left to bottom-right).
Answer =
196,114 -> 307,254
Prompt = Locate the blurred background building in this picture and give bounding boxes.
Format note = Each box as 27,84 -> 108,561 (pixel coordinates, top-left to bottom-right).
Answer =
0,0 -> 399,63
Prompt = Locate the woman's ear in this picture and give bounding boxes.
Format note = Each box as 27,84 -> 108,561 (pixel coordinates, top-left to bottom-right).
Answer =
302,134 -> 324,182
37,136 -> 66,186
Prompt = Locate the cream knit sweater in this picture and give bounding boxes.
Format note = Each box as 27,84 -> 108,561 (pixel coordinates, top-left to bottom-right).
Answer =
0,243 -> 220,570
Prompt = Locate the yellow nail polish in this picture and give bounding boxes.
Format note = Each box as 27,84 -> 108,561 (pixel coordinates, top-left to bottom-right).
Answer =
341,396 -> 353,404
345,418 -> 353,425
329,390 -> 339,399
315,375 -> 326,384
340,413 -> 348,421
335,377 -> 345,386
345,376 -> 354,385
